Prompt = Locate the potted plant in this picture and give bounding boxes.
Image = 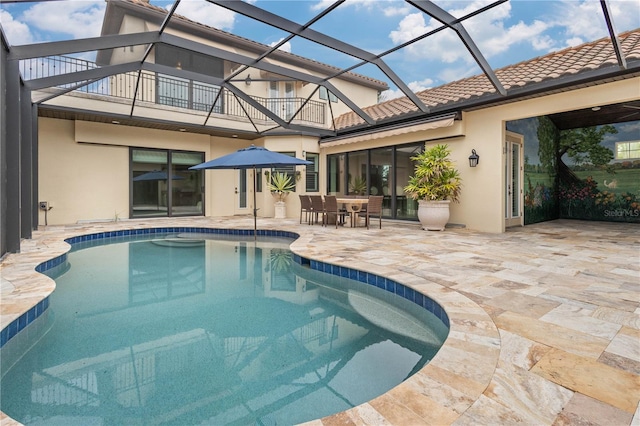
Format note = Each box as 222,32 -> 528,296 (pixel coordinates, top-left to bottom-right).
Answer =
404,144 -> 461,230
349,176 -> 367,195
267,171 -> 295,218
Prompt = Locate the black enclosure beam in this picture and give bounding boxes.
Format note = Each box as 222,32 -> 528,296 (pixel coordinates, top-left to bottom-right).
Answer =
221,81 -> 336,136
1,35 -> 8,256
13,28 -> 374,126
25,61 -> 142,90
223,0 -> 345,82
323,0 -> 508,84
34,78 -> 103,104
31,103 -> 39,230
600,0 -> 627,69
407,0 -> 507,96
133,0 -> 182,116
141,61 -> 290,128
5,59 -> 21,253
159,0 -> 181,35
8,32 -> 161,61
208,0 -> 429,113
157,33 -> 375,125
20,84 -> 33,239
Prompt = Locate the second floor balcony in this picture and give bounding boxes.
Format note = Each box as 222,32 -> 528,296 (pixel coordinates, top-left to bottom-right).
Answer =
22,55 -> 328,130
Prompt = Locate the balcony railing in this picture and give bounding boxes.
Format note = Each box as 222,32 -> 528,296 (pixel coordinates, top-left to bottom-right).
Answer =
21,55 -> 326,126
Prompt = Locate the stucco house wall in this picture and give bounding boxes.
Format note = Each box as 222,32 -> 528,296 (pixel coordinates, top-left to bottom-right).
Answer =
318,77 -> 640,233
38,118 -> 130,225
36,76 -> 638,230
37,116 -> 319,225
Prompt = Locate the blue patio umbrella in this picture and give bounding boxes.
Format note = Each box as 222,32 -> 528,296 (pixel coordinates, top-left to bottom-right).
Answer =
190,145 -> 311,237
133,170 -> 185,181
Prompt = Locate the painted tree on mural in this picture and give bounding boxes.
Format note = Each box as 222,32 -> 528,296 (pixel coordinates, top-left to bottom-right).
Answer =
537,116 -> 617,183
559,125 -> 617,169
537,116 -> 559,176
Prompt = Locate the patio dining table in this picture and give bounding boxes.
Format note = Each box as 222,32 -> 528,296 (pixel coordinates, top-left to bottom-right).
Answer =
336,197 -> 369,227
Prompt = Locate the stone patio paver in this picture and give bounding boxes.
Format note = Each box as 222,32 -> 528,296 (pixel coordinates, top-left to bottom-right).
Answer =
1,217 -> 639,425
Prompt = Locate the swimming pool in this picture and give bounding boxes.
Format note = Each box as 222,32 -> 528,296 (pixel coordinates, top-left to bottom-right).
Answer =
1,228 -> 449,425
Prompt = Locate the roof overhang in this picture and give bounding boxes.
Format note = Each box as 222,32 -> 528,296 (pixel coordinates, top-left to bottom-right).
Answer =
321,113 -> 458,147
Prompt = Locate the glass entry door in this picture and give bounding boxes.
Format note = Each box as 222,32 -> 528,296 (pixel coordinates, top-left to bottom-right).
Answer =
235,169 -> 250,215
505,132 -> 524,227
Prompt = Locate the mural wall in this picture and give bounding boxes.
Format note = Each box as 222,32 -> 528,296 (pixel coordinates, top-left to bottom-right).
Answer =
507,117 -> 640,225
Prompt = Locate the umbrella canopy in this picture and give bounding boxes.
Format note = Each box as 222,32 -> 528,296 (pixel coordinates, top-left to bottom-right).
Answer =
133,170 -> 185,181
190,145 -> 312,170
190,145 -> 312,237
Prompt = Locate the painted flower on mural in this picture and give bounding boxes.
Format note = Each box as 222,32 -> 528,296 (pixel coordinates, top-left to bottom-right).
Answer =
559,176 -> 598,201
525,182 -> 552,208
523,176 -> 558,225
559,176 -> 640,222
594,190 -> 616,206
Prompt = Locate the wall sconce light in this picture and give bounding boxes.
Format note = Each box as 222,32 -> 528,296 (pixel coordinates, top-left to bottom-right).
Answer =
245,74 -> 252,86
468,149 -> 479,167
302,150 -> 306,158
295,170 -> 302,181
176,61 -> 182,70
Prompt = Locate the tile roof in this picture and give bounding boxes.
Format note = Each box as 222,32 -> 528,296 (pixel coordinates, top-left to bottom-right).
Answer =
334,29 -> 640,130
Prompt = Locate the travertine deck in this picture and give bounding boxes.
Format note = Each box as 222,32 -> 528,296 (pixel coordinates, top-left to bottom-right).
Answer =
1,217 -> 639,425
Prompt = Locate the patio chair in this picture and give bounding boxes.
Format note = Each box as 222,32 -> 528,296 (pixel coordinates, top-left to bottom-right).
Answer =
299,194 -> 312,224
323,195 -> 346,228
360,195 -> 383,229
309,195 -> 324,224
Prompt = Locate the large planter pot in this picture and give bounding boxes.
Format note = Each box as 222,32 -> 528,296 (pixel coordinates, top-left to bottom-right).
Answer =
418,200 -> 450,231
274,200 -> 287,219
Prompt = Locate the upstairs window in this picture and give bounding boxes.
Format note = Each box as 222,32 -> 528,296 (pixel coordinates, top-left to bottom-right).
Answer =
319,87 -> 338,103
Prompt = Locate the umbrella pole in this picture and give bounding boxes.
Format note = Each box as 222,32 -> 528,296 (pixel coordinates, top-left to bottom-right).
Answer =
253,166 -> 257,241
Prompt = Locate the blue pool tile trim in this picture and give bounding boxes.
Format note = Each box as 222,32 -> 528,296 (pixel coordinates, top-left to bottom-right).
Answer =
297,256 -> 450,328
2,227 -> 300,349
2,226 -> 449,348
0,297 -> 49,348
63,227 -> 300,247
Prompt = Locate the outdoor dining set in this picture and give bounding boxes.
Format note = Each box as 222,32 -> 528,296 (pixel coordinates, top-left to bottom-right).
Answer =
298,194 -> 384,229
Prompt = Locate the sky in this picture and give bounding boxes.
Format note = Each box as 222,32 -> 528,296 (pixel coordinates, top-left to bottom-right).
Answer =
1,0 -> 639,99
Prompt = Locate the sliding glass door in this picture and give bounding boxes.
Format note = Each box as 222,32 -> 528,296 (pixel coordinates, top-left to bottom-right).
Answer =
327,142 -> 423,220
131,148 -> 204,218
396,145 -> 422,219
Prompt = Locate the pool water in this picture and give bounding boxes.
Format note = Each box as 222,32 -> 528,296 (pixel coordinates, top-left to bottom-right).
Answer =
1,234 -> 448,425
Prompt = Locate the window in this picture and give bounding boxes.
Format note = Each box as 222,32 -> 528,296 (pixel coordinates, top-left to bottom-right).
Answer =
155,44 -> 223,77
319,86 -> 338,103
616,141 -> 640,159
271,152 -> 297,192
305,153 -> 319,192
256,168 -> 263,193
154,44 -> 223,112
